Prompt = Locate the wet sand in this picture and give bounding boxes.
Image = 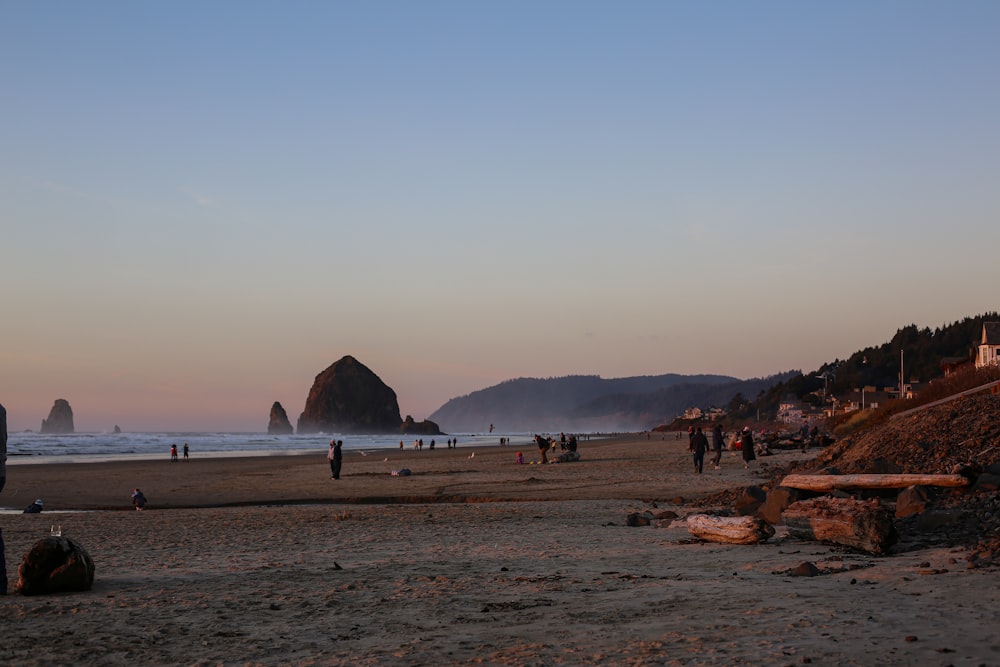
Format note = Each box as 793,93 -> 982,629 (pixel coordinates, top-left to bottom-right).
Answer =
1,435 -> 997,665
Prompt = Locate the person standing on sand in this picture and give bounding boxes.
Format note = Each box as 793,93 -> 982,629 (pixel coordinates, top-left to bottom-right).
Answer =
535,434 -> 548,463
183,443 -> 189,461
711,424 -> 724,469
741,427 -> 756,470
170,444 -> 178,462
328,440 -> 343,479
689,427 -> 709,474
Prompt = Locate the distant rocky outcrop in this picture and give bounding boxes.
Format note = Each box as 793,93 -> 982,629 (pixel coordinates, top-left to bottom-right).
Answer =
113,425 -> 121,434
267,402 -> 294,435
401,415 -> 443,435
297,356 -> 443,435
40,399 -> 74,434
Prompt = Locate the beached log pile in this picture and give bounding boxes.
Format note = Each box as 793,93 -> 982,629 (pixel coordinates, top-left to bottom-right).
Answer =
666,393 -> 1000,562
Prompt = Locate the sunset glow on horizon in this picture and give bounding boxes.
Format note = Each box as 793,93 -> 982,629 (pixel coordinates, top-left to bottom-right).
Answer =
3,2 -> 999,432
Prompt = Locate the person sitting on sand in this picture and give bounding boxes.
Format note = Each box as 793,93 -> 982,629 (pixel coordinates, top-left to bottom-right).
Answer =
132,488 -> 147,511
24,499 -> 43,513
515,451 -> 524,464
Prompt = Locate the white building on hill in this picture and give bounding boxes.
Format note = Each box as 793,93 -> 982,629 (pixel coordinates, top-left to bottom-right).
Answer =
975,322 -> 1000,368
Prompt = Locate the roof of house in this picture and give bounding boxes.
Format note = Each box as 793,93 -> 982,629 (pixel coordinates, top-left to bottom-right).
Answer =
982,322 -> 1000,345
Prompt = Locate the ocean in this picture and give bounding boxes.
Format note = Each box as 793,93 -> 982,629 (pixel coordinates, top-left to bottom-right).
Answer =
4,431 -> 535,465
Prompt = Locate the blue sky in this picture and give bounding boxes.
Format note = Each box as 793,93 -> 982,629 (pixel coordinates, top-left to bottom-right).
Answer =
3,2 -> 999,431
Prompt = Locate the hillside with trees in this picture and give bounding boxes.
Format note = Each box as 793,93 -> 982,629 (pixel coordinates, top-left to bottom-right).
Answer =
746,312 -> 1000,420
429,372 -> 796,433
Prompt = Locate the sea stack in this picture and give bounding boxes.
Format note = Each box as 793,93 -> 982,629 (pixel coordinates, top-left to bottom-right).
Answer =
297,356 -> 405,434
40,399 -> 74,434
267,402 -> 294,435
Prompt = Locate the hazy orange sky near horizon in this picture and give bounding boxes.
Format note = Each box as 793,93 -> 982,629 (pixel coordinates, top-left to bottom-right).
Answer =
3,2 -> 1000,432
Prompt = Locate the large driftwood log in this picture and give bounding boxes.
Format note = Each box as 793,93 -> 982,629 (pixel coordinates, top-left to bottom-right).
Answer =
686,514 -> 775,544
780,473 -> 969,492
782,497 -> 897,554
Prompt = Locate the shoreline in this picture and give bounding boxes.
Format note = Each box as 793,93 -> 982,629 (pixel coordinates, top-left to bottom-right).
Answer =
0,434 -> 806,511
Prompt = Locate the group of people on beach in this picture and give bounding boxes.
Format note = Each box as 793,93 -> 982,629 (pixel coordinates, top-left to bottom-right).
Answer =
688,425 -> 756,474
397,438 -> 461,450
169,443 -> 190,462
532,433 -> 580,464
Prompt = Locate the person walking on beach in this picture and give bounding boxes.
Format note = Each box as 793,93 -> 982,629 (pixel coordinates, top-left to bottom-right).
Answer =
711,424 -> 724,469
328,440 -> 343,479
183,443 -> 189,461
740,427 -> 756,470
689,427 -> 708,474
170,444 -> 178,462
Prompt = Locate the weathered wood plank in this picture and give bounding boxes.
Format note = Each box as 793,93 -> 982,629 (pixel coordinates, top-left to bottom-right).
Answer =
686,514 -> 775,544
782,497 -> 897,554
780,473 -> 969,492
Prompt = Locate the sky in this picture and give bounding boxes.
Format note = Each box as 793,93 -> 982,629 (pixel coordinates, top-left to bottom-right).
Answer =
2,1 -> 999,432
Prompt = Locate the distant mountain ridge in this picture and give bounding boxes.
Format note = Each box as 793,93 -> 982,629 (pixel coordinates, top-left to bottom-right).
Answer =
429,373 -> 796,433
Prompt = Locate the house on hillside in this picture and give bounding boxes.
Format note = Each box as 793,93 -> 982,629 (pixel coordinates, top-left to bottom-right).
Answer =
776,399 -> 807,424
941,356 -> 973,377
975,322 -> 1000,368
841,387 -> 889,412
682,407 -> 703,420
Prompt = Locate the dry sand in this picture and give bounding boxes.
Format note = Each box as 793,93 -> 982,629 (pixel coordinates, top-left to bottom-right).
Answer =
1,436 -> 998,666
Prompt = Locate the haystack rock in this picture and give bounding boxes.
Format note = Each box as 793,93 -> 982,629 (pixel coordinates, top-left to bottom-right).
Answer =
267,401 -> 294,435
297,356 -> 442,435
16,536 -> 96,595
40,399 -> 74,434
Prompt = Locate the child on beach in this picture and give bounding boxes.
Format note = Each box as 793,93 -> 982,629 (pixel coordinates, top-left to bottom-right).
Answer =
132,488 -> 147,511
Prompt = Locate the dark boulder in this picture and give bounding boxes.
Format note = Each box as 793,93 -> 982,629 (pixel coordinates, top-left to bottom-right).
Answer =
734,485 -> 767,516
16,536 -> 95,595
626,511 -> 653,527
297,356 -> 404,434
791,561 -> 821,577
40,399 -> 74,434
757,486 -> 806,525
267,401 -> 294,435
895,485 -> 933,518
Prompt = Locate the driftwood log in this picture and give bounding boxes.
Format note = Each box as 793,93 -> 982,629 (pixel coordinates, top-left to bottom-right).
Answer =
686,514 -> 775,544
780,473 -> 969,492
782,497 -> 897,554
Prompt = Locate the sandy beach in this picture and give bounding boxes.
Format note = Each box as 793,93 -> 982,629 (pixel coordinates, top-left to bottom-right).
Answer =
2,435 -> 998,666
